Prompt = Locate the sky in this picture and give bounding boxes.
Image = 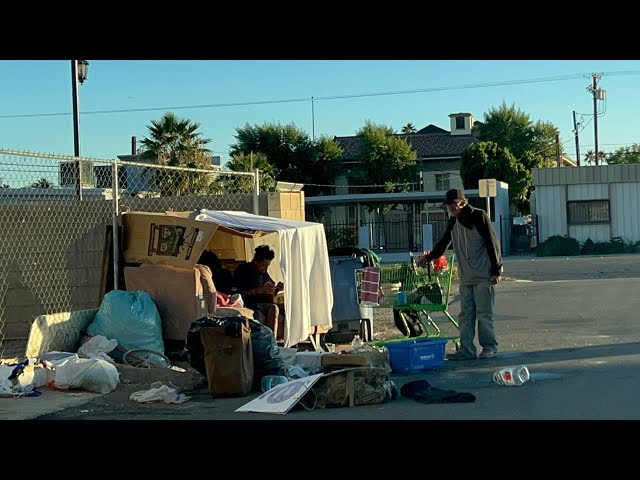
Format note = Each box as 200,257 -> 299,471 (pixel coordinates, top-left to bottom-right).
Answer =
1,60 -> 640,184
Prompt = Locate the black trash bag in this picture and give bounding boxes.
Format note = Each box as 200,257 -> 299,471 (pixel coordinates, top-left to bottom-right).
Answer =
248,320 -> 287,390
393,309 -> 424,337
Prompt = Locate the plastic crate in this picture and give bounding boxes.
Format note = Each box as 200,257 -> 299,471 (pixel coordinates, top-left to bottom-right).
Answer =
386,337 -> 447,373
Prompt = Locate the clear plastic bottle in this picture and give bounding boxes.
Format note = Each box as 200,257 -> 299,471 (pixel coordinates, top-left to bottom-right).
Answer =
260,375 -> 290,392
493,365 -> 530,386
351,334 -> 364,351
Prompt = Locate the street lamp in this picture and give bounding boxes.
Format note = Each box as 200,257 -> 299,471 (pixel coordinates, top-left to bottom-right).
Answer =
71,60 -> 89,198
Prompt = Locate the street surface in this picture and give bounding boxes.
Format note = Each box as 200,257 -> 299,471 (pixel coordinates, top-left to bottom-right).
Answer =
21,254 -> 640,420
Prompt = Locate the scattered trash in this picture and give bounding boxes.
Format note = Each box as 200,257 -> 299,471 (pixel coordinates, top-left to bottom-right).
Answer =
493,365 -> 530,386
129,381 -> 190,404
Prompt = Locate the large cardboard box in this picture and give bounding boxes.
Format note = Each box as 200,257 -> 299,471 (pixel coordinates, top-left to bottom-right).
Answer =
124,263 -> 217,341
122,212 -> 219,269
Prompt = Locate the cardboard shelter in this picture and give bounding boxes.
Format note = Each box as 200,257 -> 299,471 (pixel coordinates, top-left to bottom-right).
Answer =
121,210 -> 334,348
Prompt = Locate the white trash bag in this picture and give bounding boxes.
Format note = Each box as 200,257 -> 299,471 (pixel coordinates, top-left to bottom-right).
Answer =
53,357 -> 120,394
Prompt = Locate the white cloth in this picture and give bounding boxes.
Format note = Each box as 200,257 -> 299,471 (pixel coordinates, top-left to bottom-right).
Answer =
129,382 -> 190,404
195,210 -> 334,348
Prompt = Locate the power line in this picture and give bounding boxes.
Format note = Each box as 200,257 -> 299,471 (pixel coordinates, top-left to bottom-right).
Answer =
3,70 -> 640,120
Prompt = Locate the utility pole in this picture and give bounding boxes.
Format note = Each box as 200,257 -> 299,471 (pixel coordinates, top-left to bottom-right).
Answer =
572,111 -> 581,166
555,134 -> 561,167
311,96 -> 315,142
587,73 -> 602,166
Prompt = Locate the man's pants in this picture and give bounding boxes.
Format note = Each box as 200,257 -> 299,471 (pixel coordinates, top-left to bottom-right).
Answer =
457,282 -> 497,357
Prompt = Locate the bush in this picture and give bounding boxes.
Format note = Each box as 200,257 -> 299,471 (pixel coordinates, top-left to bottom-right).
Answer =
536,235 -> 580,256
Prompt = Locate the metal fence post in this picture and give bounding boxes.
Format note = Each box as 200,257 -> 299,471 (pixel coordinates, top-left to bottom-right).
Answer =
112,158 -> 119,291
253,168 -> 260,215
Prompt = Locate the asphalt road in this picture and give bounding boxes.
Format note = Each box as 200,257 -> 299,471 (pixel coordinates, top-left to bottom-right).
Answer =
36,254 -> 640,420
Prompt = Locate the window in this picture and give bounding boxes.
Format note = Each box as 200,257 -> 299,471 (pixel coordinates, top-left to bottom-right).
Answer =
567,200 -> 610,225
435,173 -> 450,191
455,117 -> 466,130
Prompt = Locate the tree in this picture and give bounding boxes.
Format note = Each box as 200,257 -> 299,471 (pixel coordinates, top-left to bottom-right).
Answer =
584,149 -> 607,166
402,123 -> 416,134
477,102 -> 561,169
604,144 -> 640,165
461,141 -> 530,213
31,177 -> 52,189
225,151 -> 276,192
139,112 -> 214,196
348,121 -> 418,213
229,123 -> 343,196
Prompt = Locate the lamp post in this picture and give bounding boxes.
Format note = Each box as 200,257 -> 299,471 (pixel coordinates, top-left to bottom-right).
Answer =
72,59 -> 89,198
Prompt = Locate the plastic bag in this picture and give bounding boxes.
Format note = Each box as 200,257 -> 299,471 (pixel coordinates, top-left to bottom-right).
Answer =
53,357 -> 120,394
88,290 -> 164,362
78,335 -> 118,359
249,320 -> 286,388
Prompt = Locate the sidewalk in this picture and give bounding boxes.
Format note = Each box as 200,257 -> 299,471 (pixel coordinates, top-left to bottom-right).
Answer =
0,389 -> 100,420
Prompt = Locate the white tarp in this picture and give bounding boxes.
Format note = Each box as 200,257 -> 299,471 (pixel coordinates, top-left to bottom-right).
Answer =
195,210 -> 334,348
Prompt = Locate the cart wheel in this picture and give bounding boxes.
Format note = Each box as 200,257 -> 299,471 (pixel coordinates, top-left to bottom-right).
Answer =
122,349 -> 171,369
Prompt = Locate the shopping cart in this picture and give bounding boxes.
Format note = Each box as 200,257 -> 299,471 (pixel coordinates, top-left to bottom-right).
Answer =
355,252 -> 460,350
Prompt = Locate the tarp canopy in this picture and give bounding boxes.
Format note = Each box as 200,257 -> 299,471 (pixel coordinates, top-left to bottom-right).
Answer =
195,210 -> 334,348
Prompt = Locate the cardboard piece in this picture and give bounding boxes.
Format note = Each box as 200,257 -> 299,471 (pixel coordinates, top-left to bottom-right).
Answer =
235,373 -> 324,414
122,212 -> 218,269
124,263 -> 217,341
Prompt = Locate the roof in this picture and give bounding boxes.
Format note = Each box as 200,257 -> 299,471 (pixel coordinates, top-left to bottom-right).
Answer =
416,124 -> 448,134
334,132 -> 478,161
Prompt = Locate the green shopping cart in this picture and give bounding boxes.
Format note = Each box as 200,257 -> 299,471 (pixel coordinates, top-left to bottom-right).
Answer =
356,252 -> 460,350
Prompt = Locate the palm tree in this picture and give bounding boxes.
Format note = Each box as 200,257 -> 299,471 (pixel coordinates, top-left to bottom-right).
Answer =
139,112 -> 213,196
584,149 -> 607,166
225,151 -> 277,192
402,123 -> 417,134
140,112 -> 212,166
31,177 -> 52,189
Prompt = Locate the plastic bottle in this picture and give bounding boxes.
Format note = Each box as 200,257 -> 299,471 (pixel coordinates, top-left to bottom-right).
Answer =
351,334 -> 364,351
397,291 -> 407,305
492,365 -> 530,386
260,375 -> 290,392
420,296 -> 431,305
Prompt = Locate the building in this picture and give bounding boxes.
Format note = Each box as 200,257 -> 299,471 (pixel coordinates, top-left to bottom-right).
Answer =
329,112 -> 480,225
532,164 -> 640,245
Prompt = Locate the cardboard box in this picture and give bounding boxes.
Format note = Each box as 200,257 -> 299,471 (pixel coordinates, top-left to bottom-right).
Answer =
122,212 -> 218,269
124,263 -> 217,341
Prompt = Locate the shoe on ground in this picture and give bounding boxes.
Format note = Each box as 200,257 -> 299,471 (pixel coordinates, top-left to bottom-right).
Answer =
445,351 -> 477,361
479,349 -> 497,359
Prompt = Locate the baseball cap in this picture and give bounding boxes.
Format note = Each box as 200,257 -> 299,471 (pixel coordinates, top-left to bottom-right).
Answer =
443,188 -> 466,205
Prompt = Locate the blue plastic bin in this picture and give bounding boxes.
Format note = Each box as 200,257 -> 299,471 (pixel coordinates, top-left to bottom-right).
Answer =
386,337 -> 447,373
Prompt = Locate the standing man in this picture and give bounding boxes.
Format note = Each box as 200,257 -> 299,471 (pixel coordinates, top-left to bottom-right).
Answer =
419,189 -> 502,360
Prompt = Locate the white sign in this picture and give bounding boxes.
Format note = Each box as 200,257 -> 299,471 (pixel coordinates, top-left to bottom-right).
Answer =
478,178 -> 498,198
235,373 -> 324,415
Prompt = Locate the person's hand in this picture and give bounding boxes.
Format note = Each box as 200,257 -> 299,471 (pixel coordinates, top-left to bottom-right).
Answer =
491,275 -> 501,285
417,255 -> 431,268
258,282 -> 276,295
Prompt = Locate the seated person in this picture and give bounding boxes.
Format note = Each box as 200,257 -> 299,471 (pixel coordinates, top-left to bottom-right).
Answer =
197,249 -> 233,294
233,245 -> 284,337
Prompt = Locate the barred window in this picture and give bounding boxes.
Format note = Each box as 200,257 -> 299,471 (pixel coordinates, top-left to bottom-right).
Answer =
567,200 -> 610,224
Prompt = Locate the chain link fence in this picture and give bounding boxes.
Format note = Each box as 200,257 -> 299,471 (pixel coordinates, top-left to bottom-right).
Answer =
0,148 -> 258,360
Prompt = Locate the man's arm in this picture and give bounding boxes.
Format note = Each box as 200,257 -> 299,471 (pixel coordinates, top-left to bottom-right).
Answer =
419,216 -> 455,265
472,210 -> 503,277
